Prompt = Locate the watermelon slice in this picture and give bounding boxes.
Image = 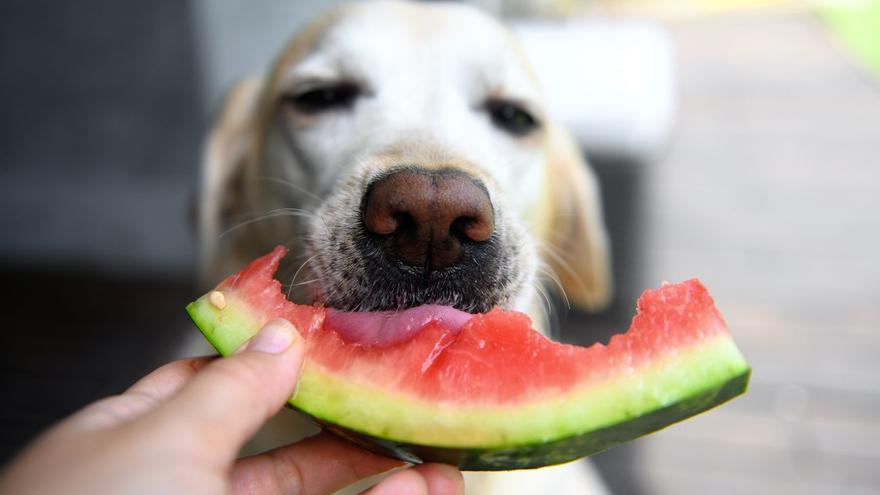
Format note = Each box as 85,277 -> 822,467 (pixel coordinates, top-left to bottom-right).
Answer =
186,246 -> 750,470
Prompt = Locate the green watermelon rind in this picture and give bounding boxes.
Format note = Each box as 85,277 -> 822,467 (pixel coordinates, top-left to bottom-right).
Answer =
320,369 -> 750,470
186,290 -> 750,470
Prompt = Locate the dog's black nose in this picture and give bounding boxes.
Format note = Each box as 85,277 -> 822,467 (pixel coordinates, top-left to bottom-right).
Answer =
363,168 -> 494,270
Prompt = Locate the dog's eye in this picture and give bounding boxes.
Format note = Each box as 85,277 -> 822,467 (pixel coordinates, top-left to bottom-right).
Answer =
486,100 -> 540,136
284,83 -> 360,114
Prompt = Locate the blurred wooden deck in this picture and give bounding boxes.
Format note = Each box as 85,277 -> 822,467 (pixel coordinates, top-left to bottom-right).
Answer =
594,12 -> 880,495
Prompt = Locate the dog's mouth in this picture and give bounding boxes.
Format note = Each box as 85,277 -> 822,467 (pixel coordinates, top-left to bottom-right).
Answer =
305,166 -> 512,315
324,304 -> 474,347
304,228 -> 508,314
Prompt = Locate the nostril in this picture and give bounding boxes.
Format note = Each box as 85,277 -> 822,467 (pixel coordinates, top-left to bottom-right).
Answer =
364,211 -> 405,237
451,216 -> 493,243
363,198 -> 403,236
363,171 -> 427,238
362,167 -> 494,270
450,217 -> 473,242
393,212 -> 416,234
364,213 -> 397,236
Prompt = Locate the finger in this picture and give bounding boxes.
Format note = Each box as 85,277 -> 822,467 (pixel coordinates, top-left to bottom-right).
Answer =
147,318 -> 305,459
230,432 -> 405,495
361,469 -> 427,495
64,357 -> 215,431
409,464 -> 464,495
362,464 -> 463,495
126,356 -> 214,402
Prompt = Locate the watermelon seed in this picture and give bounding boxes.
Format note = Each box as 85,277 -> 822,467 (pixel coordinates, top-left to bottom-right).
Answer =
209,291 -> 227,310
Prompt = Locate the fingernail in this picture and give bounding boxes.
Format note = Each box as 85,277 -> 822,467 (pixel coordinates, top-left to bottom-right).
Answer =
245,319 -> 298,354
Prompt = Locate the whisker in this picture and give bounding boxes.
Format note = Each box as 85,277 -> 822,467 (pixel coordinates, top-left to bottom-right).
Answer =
220,208 -> 317,238
536,241 -> 590,297
256,176 -> 323,203
291,278 -> 320,287
542,279 -> 570,341
287,254 -> 319,299
537,262 -> 570,311
533,282 -> 552,321
531,281 -> 561,340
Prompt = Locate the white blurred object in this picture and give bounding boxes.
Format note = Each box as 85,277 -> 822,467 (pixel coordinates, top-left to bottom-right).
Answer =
512,20 -> 677,162
463,461 -> 611,495
193,1 -> 676,162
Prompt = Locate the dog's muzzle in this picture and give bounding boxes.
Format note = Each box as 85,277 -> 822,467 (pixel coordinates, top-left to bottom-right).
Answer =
348,166 -> 506,313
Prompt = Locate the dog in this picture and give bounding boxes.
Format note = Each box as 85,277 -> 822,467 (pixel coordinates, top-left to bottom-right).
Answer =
198,1 -> 612,493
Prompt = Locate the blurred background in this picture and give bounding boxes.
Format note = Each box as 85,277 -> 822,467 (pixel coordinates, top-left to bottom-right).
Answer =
1,0 -> 878,493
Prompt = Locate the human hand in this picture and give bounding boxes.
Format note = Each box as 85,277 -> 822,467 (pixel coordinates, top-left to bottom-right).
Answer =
0,319 -> 463,495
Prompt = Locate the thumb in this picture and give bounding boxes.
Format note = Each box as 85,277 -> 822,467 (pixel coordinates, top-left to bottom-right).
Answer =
147,318 -> 306,459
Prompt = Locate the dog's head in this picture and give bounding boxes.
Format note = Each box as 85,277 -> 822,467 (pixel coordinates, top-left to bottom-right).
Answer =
201,0 -> 611,321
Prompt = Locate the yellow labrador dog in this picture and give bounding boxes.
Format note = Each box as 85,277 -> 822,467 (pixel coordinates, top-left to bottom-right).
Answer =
199,1 -> 612,493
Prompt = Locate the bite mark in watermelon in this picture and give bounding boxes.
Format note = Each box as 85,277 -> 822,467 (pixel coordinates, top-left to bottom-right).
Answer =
186,246 -> 750,470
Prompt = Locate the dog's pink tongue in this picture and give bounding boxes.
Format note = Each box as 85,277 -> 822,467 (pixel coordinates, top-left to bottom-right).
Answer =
325,305 -> 473,347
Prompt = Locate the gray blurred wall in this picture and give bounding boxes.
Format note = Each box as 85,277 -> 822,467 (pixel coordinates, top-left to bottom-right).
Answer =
0,1 -> 203,277
0,0 -> 339,278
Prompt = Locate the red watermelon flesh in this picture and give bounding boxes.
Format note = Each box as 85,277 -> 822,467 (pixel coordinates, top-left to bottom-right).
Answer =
187,245 -> 750,470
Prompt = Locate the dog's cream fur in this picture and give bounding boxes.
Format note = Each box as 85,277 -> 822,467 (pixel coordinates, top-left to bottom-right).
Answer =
199,1 -> 612,493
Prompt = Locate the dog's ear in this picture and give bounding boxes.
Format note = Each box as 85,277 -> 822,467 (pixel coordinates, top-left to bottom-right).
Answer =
543,123 -> 613,311
199,77 -> 263,280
